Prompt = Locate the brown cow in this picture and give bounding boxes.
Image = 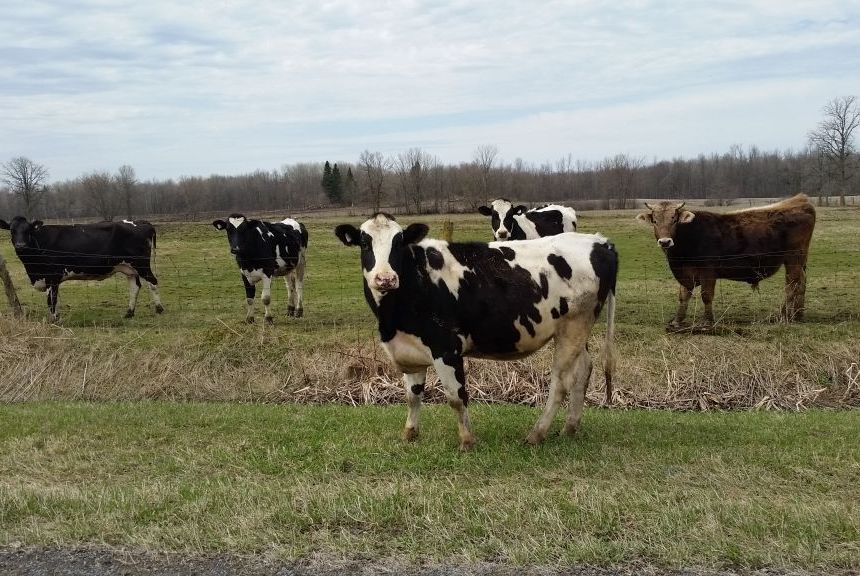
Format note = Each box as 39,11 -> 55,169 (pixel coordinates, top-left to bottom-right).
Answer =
636,194 -> 816,328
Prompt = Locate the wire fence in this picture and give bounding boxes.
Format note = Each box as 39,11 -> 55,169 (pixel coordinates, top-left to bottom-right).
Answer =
1,242 -> 858,331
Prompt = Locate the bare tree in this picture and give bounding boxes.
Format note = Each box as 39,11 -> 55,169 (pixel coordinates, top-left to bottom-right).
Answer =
1,157 -> 49,218
808,96 -> 860,206
473,144 -> 499,206
116,165 -> 137,219
396,148 -> 436,214
81,171 -> 116,221
359,150 -> 389,213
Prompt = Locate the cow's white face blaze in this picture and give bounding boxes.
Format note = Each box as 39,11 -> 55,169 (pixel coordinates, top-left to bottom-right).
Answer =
637,202 -> 695,248
335,213 -> 429,298
478,199 -> 527,241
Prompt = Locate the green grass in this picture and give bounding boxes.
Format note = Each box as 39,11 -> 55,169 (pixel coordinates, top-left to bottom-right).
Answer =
0,402 -> 857,569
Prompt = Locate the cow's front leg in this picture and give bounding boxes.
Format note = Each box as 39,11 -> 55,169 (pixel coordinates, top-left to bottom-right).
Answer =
242,274 -> 256,323
433,354 -> 475,451
668,282 -> 694,330
124,275 -> 141,318
402,371 -> 426,442
261,274 -> 274,324
46,283 -> 60,323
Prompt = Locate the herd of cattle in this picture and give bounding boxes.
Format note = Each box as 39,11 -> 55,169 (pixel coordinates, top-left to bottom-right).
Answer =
0,194 -> 816,450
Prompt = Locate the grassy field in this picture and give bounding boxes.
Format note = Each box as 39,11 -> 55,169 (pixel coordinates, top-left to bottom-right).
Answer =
0,205 -> 858,407
0,402 -> 858,570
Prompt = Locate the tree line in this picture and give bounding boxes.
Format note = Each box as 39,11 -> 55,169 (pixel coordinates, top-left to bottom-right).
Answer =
2,97 -> 857,221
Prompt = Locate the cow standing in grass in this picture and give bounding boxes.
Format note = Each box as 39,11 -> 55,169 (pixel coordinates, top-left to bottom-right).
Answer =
478,198 -> 577,241
212,214 -> 308,323
636,194 -> 816,328
0,217 -> 163,321
335,213 -> 617,451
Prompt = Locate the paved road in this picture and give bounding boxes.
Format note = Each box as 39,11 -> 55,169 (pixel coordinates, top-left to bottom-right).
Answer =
0,548 -> 851,576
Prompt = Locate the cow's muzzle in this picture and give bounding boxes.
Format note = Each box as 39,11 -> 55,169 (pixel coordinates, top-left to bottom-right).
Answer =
658,238 -> 674,248
373,274 -> 399,292
230,246 -> 240,254
14,241 -> 28,249
496,230 -> 509,240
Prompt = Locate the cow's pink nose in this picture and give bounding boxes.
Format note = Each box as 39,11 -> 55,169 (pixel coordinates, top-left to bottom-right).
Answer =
374,275 -> 399,290
658,238 -> 674,248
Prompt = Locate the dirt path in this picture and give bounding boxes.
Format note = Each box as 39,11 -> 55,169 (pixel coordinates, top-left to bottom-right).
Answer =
1,547 -> 851,576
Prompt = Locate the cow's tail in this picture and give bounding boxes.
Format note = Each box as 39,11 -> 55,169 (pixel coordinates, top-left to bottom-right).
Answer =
148,226 -> 157,273
602,289 -> 616,405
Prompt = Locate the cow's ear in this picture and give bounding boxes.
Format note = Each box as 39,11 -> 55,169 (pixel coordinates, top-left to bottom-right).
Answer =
679,211 -> 695,224
403,223 -> 429,245
478,205 -> 493,216
636,212 -> 653,223
31,220 -> 43,229
212,220 -> 227,230
334,224 -> 361,246
0,220 -> 9,230
513,205 -> 528,215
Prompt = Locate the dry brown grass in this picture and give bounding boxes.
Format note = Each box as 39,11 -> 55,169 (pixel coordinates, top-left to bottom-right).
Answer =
2,316 -> 857,410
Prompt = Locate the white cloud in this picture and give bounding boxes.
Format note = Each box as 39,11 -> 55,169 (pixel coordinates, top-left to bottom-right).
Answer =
0,0 -> 858,179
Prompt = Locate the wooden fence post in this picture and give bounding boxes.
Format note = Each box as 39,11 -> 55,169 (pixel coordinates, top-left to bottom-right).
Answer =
442,220 -> 454,242
0,254 -> 23,317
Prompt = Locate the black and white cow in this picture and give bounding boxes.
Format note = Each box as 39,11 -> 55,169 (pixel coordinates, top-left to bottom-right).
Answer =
335,213 -> 617,451
0,216 -> 163,321
212,214 -> 308,323
478,198 -> 577,241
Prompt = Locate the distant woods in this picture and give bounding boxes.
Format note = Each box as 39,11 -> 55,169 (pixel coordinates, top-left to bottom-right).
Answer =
2,98 -> 858,220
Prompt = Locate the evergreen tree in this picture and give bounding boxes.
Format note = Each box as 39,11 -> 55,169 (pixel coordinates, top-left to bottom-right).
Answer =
321,161 -> 333,201
345,166 -> 358,205
330,163 -> 343,204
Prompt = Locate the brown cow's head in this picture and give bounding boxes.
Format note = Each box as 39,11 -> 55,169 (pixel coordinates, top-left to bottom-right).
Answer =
636,201 -> 695,249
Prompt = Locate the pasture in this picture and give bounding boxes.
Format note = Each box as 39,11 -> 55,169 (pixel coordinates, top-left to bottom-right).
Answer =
0,206 -> 859,570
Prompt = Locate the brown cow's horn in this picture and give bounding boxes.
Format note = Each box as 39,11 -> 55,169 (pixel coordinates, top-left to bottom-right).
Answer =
644,202 -> 653,210
676,202 -> 686,210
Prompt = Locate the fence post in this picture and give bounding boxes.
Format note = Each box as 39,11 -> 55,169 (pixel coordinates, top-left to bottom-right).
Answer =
0,254 -> 23,317
442,220 -> 454,242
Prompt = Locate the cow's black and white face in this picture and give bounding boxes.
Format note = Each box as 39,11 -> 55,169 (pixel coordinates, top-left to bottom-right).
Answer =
212,214 -> 265,256
636,202 -> 695,249
0,216 -> 43,250
477,199 -> 527,241
335,213 -> 429,296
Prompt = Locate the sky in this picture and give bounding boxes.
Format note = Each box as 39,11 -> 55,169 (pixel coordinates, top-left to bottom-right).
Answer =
1,0 -> 859,181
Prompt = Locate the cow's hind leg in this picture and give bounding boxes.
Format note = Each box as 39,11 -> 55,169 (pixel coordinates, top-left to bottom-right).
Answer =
138,267 -> 163,314
293,255 -> 305,317
700,274 -> 716,327
528,314 -> 592,444
284,272 -> 296,316
433,354 -> 475,451
124,275 -> 141,318
783,262 -> 807,321
402,370 -> 426,442
242,274 -> 256,323
562,349 -> 593,437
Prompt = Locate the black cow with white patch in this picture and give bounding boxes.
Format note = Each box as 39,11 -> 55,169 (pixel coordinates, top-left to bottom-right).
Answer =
212,214 -> 308,323
478,198 -> 577,241
335,213 -> 617,451
0,216 -> 163,321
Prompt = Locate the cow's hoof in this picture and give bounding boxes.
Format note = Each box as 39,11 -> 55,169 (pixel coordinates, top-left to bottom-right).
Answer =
295,308 -> 303,318
666,321 -> 687,333
124,309 -> 135,319
265,316 -> 274,325
155,304 -> 164,314
458,436 -> 477,452
402,427 -> 419,442
287,306 -> 296,317
561,423 -> 578,437
525,430 -> 546,445
245,317 -> 255,324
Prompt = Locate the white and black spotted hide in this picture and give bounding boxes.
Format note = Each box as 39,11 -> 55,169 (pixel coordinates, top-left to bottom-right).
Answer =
212,213 -> 308,323
335,212 -> 617,451
478,198 -> 577,241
